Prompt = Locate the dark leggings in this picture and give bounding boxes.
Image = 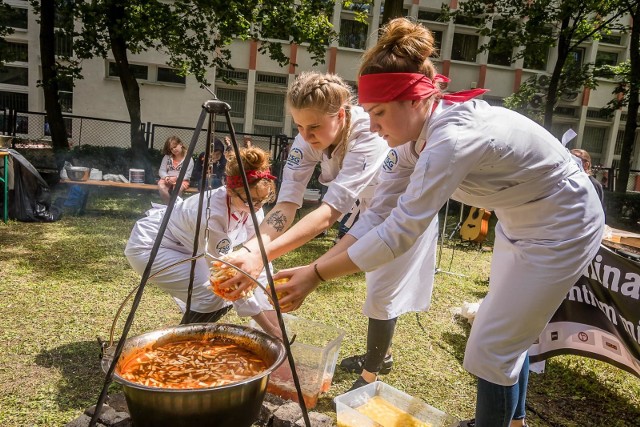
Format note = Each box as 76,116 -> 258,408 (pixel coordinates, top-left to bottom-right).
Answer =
363,317 -> 398,373
180,305 -> 232,324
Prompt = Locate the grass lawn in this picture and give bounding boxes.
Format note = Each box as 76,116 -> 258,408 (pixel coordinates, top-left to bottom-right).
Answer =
0,189 -> 639,426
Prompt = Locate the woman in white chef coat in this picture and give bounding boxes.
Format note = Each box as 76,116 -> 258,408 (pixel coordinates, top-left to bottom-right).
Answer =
271,18 -> 604,427
125,147 -> 281,337
222,71 -> 439,391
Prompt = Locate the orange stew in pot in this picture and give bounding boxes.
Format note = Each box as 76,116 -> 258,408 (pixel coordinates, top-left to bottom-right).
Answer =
119,338 -> 267,389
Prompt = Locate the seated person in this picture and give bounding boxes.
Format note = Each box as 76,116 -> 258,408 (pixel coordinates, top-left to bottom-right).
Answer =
192,139 -> 226,190
157,136 -> 194,203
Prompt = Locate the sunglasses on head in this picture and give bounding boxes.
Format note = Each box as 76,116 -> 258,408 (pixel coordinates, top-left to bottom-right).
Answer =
232,189 -> 274,207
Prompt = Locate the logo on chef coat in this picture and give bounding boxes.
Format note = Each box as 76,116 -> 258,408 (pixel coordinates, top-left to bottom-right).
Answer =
286,148 -> 303,167
382,149 -> 398,172
216,238 -> 232,255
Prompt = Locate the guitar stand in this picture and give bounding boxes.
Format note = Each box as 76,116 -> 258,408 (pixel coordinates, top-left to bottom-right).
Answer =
436,199 -> 468,278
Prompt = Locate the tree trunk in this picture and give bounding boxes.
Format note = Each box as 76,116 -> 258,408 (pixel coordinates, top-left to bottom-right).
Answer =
39,0 -> 69,153
615,2 -> 639,194
381,0 -> 405,26
105,1 -> 149,172
544,17 -> 571,130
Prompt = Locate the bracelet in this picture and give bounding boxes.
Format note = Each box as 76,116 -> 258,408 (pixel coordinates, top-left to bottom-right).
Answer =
241,245 -> 252,253
313,263 -> 326,282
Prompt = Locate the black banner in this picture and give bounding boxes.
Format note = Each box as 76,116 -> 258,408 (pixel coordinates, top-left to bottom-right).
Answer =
529,245 -> 640,378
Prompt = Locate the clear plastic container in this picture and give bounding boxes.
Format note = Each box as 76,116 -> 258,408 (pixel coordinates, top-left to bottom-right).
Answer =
249,314 -> 345,408
334,381 -> 459,427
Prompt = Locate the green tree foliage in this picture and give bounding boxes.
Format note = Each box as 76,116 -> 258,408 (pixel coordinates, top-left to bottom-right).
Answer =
70,0 -> 335,166
448,0 -> 620,130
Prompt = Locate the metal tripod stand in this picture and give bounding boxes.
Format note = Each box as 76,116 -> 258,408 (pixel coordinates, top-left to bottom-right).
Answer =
90,95 -> 312,427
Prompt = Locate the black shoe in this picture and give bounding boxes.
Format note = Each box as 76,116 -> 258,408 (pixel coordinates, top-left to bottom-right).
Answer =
459,420 -> 475,427
347,376 -> 371,393
339,354 -> 393,375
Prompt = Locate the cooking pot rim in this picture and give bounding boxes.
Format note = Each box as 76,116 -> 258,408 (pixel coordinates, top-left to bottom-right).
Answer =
104,322 -> 286,392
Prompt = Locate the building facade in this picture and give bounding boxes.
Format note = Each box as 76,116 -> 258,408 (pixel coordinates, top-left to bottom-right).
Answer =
2,0 -> 638,171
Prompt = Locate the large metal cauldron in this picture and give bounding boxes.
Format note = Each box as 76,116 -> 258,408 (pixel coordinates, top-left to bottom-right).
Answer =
102,323 -> 286,427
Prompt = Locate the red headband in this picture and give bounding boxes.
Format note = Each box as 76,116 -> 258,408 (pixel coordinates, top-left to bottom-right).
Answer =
358,73 -> 488,104
225,170 -> 277,189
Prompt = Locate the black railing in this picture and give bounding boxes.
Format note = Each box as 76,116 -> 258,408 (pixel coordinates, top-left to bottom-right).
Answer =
0,109 -> 276,155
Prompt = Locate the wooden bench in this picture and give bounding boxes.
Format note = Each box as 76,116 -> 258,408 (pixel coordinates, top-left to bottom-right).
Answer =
57,179 -> 198,214
58,178 -> 198,193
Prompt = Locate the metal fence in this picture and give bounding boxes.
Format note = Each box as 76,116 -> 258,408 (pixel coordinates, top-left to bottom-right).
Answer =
4,109 -> 638,194
1,109 -> 278,159
594,167 -> 640,193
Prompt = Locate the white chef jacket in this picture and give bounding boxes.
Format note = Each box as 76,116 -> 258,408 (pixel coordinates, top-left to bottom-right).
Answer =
349,141 -> 439,319
125,187 -> 271,316
277,106 -> 389,214
348,100 -> 605,385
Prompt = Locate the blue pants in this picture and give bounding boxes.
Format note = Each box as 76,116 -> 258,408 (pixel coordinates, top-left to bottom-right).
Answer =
475,355 -> 529,426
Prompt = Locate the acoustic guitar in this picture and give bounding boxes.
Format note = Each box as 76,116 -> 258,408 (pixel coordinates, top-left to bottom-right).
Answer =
460,206 -> 492,244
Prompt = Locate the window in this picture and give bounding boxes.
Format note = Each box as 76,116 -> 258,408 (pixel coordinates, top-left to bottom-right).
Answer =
600,34 -> 622,45
215,121 -> 244,134
108,62 -> 149,80
216,69 -> 248,82
523,43 -> 548,71
567,47 -> 585,69
555,106 -> 577,117
0,91 -> 28,110
418,10 -> 444,22
0,66 -> 28,86
55,32 -> 73,57
6,7 -> 28,30
594,51 -> 619,78
0,41 -> 28,62
596,51 -> 619,67
256,73 -> 288,86
451,33 -> 478,62
58,76 -> 73,113
157,67 -> 186,84
586,108 -> 610,120
58,91 -> 72,113
339,19 -> 368,50
615,130 -> 624,155
254,92 -> 285,122
487,37 -> 513,66
106,62 -> 186,86
254,92 -> 285,136
432,30 -> 443,56
582,126 -> 606,153
454,15 -> 482,27
215,87 -> 246,118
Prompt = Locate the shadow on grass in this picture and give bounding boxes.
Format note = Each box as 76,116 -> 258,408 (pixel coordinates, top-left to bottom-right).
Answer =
0,221 -> 135,287
441,325 -> 640,426
441,317 -> 472,365
527,358 -> 640,426
34,340 -> 111,412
